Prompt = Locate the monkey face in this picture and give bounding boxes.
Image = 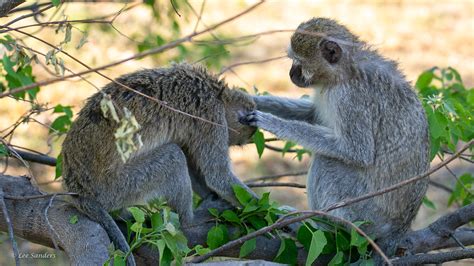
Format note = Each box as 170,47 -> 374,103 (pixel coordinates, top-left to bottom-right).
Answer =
288,18 -> 350,88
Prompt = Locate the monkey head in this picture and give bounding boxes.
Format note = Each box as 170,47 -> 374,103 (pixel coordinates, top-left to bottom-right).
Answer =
288,17 -> 360,87
222,88 -> 257,146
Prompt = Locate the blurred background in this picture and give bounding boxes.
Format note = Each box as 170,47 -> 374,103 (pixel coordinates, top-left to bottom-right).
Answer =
0,0 -> 473,265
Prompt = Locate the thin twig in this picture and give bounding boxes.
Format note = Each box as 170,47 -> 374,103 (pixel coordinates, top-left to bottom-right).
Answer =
219,55 -> 287,75
44,194 -> 59,250
429,180 -> 453,193
0,0 -> 265,99
247,182 -> 306,188
392,248 -> 474,265
245,171 -> 307,183
324,140 -> 473,213
264,143 -> 298,153
6,26 -> 236,133
0,188 -> 20,266
2,3 -> 53,27
4,192 -> 78,200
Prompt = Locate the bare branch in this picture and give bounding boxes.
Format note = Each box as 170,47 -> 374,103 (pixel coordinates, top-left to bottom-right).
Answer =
398,203 -> 474,254
8,148 -> 56,166
245,171 -> 307,183
392,248 -> 474,265
219,55 -> 287,75
0,0 -> 265,99
429,180 -> 453,193
0,187 -> 19,266
247,182 -> 305,188
2,2 -> 53,27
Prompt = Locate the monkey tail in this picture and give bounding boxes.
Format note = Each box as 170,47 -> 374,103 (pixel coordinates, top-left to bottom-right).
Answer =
75,196 -> 136,266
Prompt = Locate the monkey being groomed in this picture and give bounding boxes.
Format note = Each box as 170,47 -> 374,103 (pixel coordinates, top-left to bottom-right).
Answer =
61,63 -> 258,265
240,17 -> 430,257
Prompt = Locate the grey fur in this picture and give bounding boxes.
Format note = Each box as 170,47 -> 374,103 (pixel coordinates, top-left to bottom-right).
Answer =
241,18 -> 430,256
62,63 -> 257,265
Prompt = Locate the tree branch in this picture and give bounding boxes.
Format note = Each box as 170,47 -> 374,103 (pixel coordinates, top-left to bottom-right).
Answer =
398,203 -> 474,254
0,0 -> 265,99
0,174 -> 312,265
392,248 -> 474,265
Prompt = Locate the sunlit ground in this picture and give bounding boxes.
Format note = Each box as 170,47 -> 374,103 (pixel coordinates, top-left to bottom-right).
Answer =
0,1 -> 473,264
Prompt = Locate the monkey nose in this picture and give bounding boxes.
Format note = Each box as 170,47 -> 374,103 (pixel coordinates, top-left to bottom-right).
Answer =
289,64 -> 302,79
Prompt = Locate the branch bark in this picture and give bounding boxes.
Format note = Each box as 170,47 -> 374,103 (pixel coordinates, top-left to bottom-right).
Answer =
0,174 -> 313,265
398,203 -> 474,254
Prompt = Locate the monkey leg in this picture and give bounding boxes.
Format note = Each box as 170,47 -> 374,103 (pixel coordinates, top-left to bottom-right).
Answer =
100,143 -> 195,225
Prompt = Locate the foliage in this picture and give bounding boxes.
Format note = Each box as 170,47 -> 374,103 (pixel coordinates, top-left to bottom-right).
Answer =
105,200 -> 191,266
415,67 -> 474,160
206,186 -> 373,265
415,67 -> 474,208
135,0 -> 230,71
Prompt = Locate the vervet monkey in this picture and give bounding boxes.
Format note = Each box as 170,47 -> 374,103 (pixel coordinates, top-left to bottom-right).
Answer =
240,18 -> 429,255
62,63 -> 258,265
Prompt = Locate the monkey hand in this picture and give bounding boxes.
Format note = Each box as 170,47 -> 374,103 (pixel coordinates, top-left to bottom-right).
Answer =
238,110 -> 275,129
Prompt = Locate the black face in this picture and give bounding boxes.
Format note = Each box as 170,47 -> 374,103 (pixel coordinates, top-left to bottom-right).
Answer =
289,64 -> 310,88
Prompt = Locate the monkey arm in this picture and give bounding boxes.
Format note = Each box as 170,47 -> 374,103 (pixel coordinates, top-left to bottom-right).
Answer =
253,95 -> 317,123
193,133 -> 258,207
240,110 -> 375,168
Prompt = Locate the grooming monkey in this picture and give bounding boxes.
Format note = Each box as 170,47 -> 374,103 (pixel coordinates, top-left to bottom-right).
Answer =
240,18 -> 430,255
62,63 -> 257,265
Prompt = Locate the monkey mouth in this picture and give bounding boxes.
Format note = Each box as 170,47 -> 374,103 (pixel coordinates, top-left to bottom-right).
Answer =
291,75 -> 312,88
289,64 -> 312,88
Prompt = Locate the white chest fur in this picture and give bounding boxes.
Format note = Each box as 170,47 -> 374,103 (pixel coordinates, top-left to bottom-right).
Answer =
312,86 -> 336,129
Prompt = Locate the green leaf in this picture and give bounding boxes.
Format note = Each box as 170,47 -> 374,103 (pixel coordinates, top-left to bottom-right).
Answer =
242,202 -> 259,213
63,23 -> 72,44
247,216 -> 267,230
252,129 -> 265,158
55,153 -> 63,179
232,185 -> 253,206
0,144 -> 8,157
274,238 -> 297,264
207,208 -> 219,218
415,70 -> 433,90
335,231 -> 350,251
113,254 -> 126,266
206,225 -> 228,250
51,0 -> 61,7
165,222 -> 177,236
50,115 -> 72,133
128,207 -> 145,223
328,251 -> 344,266
258,192 -> 270,207
194,245 -> 211,255
151,212 -> 163,229
76,32 -> 88,49
282,141 -> 296,156
69,215 -> 78,224
297,224 -> 313,251
422,196 -> 436,210
53,104 -> 73,118
239,237 -> 256,258
306,230 -> 327,266
221,210 -> 241,224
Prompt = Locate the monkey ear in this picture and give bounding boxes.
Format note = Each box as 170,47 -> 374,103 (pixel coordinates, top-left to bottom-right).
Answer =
320,40 -> 342,64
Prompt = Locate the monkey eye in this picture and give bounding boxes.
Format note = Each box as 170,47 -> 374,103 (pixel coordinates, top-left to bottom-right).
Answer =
320,39 -> 342,64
